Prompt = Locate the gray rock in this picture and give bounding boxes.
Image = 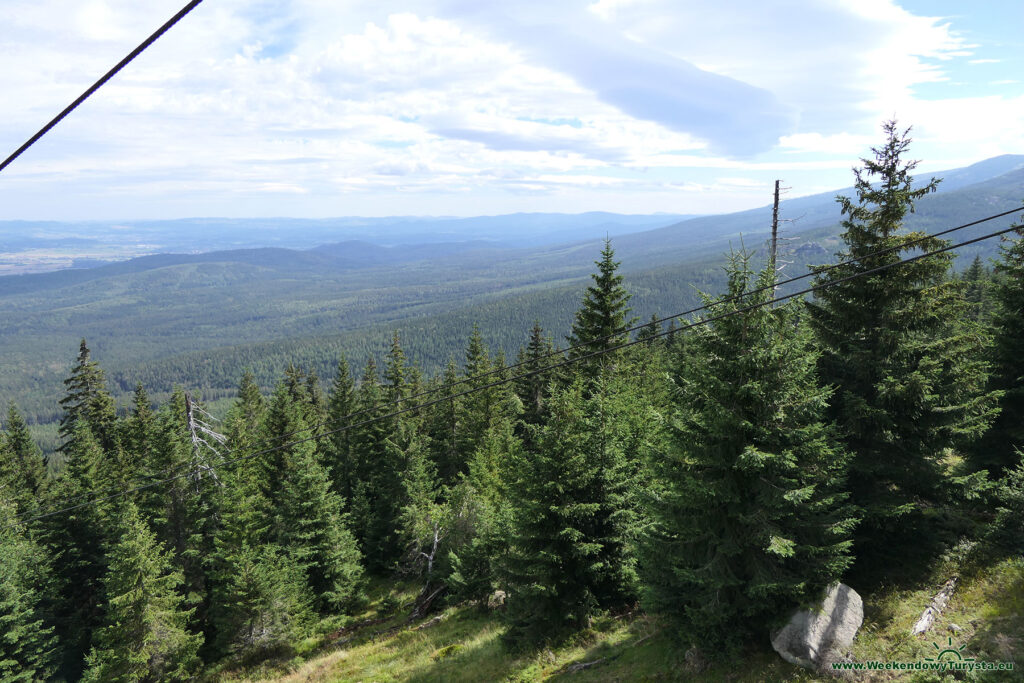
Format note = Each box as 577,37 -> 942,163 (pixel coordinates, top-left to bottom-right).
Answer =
487,589 -> 507,609
771,583 -> 864,672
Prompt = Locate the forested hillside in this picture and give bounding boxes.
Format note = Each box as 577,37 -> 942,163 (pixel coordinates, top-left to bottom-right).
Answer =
1,155 -> 1022,434
2,127 -> 1023,681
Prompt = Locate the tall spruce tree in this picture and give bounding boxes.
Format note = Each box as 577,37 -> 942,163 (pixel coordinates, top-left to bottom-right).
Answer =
806,121 -> 997,560
566,239 -> 636,377
642,254 -> 855,653
120,385 -> 155,483
501,377 -> 641,647
444,420 -> 520,603
425,359 -> 462,485
209,448 -> 312,655
973,228 -> 1024,474
514,321 -> 555,434
41,423 -> 117,678
82,502 -> 202,682
270,393 -> 364,613
455,326 -> 496,465
353,353 -> 410,572
57,339 -> 117,461
0,403 -> 48,511
0,500 -> 58,682
327,355 -> 358,499
961,255 -> 994,322
135,390 -> 220,647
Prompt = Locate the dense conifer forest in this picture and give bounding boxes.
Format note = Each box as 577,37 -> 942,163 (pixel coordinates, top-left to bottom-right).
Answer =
2,126 -> 1023,680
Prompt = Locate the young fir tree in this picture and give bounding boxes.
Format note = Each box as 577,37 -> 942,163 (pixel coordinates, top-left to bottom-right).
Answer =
444,421 -> 520,603
501,377 -> 640,648
82,502 -> 202,682
0,500 -> 58,682
57,339 -> 117,461
566,239 -> 637,378
806,122 -> 997,559
304,370 -> 329,429
0,403 -> 48,512
988,455 -> 1024,554
641,254 -> 855,654
972,228 -> 1024,474
222,370 -> 267,495
442,362 -> 524,604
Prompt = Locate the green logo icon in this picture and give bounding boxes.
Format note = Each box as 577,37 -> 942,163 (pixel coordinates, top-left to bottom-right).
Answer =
925,636 -> 975,663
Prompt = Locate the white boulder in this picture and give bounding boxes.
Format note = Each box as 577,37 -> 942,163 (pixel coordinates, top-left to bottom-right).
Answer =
771,583 -> 863,672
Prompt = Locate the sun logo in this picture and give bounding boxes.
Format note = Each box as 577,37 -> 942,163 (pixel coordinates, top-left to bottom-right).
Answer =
925,636 -> 975,663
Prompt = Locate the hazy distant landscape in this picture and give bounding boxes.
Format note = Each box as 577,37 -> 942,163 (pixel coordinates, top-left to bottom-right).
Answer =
2,155 -> 1021,431
0,212 -> 694,275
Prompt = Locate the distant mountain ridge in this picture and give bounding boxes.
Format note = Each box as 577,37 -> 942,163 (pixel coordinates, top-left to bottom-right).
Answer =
0,155 -> 1021,428
0,212 -> 697,275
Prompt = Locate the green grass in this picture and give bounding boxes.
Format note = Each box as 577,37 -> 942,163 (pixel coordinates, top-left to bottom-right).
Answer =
211,580 -> 816,683
207,553 -> 1024,682
851,555 -> 1023,681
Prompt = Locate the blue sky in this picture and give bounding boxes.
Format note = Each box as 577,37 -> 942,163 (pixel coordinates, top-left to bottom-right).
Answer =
0,0 -> 1021,220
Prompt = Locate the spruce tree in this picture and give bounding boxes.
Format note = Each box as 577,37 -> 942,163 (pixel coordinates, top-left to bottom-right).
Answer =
326,355 -> 358,499
642,254 -> 855,654
272,400 -> 365,613
973,228 -> 1024,474
636,313 -> 661,345
82,503 -> 202,682
961,255 -> 994,322
120,385 -> 155,482
514,321 -> 555,433
231,370 -> 266,442
57,339 -> 117,460
502,378 -> 639,647
455,326 -> 496,466
346,356 -> 409,572
40,423 -> 117,678
446,420 -> 520,603
806,121 -> 997,560
0,500 -> 58,682
566,239 -> 636,377
0,403 -> 47,511
253,381 -> 365,606
425,359 -> 462,485
209,453 -> 312,655
136,390 -> 220,645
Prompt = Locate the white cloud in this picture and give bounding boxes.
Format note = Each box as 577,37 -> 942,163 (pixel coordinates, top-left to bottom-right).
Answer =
778,132 -> 876,156
0,1 -> 1018,219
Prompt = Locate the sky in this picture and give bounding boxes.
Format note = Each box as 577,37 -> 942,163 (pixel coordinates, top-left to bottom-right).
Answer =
0,0 -> 1021,220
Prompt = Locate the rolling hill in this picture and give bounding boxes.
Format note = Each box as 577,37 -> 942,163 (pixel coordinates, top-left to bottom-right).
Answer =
1,155 -> 1021,430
